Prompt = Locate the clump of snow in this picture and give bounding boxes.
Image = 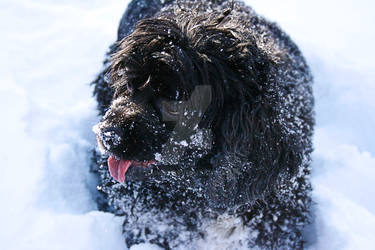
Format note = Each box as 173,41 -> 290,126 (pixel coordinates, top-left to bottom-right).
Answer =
1,0 -> 375,249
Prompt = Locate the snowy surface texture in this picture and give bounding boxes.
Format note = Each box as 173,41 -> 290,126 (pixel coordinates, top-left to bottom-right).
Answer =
0,0 -> 374,249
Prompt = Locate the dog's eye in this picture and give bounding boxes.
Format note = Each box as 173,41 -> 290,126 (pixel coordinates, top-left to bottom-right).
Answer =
162,100 -> 182,116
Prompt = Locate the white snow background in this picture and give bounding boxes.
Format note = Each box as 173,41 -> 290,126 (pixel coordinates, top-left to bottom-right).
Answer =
1,0 -> 374,249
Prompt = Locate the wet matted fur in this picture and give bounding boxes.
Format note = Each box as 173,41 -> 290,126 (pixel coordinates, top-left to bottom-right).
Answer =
92,0 -> 314,249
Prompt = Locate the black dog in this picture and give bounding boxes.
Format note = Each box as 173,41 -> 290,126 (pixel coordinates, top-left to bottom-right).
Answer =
92,0 -> 314,249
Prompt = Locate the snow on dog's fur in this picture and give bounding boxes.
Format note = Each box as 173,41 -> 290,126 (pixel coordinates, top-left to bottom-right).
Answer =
92,0 -> 314,249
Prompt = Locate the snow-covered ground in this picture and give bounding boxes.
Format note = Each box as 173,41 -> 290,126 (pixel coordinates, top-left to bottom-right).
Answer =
1,0 -> 374,249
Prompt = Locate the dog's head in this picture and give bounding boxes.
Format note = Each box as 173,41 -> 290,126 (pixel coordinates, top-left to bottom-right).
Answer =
94,9 -> 303,211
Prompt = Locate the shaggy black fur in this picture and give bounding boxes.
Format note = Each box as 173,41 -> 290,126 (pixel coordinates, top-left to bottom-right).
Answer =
92,0 -> 314,249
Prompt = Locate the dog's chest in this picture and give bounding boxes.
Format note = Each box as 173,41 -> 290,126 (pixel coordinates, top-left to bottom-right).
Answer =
196,214 -> 253,250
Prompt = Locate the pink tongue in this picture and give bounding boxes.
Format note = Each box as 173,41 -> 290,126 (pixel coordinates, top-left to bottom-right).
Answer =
107,156 -> 132,183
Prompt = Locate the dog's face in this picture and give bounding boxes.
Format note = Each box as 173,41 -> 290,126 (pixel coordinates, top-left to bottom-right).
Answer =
93,12 -> 302,211
94,18 -> 218,189
94,76 -> 214,184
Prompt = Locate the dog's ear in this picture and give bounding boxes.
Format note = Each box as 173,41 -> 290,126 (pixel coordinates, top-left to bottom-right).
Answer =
218,98 -> 277,161
208,96 -> 304,209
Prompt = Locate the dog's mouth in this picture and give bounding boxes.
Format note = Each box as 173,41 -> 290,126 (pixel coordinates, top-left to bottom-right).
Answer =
107,155 -> 157,183
94,128 -> 161,183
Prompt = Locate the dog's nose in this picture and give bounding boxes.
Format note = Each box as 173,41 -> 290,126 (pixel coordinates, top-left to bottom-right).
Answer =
93,123 -> 123,152
101,127 -> 123,149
